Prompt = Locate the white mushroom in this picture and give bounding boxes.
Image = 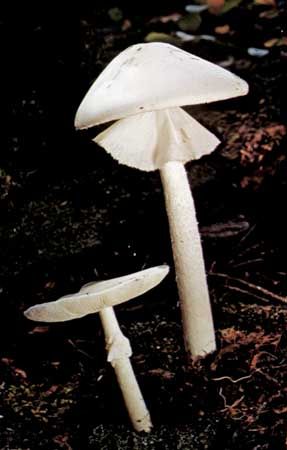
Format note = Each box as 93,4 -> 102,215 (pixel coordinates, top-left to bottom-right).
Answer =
75,42 -> 248,358
24,264 -> 169,432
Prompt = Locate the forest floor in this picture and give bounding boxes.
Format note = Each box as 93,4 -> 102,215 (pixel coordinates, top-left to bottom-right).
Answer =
0,2 -> 287,449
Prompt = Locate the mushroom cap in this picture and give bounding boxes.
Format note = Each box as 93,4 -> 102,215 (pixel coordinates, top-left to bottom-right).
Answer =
24,265 -> 169,322
75,42 -> 248,129
94,107 -> 220,171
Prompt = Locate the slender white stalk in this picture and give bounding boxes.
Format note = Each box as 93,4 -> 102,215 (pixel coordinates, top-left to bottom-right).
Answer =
99,307 -> 152,432
160,161 -> 216,357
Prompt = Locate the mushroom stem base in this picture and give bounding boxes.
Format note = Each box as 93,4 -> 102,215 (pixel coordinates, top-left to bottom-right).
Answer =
160,161 -> 216,358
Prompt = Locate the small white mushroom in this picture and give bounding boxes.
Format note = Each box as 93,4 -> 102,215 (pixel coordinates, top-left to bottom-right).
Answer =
75,43 -> 248,358
24,265 -> 169,322
24,264 -> 169,433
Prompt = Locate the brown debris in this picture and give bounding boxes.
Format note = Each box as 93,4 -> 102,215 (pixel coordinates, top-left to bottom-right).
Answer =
239,124 -> 286,166
215,24 -> 231,34
147,368 -> 175,380
208,0 -> 225,14
53,434 -> 73,450
207,326 -> 287,431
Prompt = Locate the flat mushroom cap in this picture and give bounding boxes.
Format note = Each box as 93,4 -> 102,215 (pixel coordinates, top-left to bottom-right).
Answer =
24,265 -> 169,322
75,42 -> 249,129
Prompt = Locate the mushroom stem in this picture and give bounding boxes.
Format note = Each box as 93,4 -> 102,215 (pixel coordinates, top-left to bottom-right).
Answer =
160,161 -> 216,357
99,307 -> 152,432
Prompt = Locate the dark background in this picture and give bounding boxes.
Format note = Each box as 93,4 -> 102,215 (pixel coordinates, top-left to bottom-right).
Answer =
0,2 -> 287,449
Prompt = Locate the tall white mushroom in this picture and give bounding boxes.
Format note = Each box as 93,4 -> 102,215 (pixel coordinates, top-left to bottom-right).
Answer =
75,43 -> 248,357
24,265 -> 169,433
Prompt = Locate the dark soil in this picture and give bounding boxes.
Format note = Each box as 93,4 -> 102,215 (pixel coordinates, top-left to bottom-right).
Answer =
0,2 -> 287,449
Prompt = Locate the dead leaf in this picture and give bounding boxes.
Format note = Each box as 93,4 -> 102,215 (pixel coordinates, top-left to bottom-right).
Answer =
273,406 -> 287,414
209,0 -> 242,14
44,385 -> 59,396
28,326 -> 50,335
200,34 -> 217,41
178,13 -> 202,32
185,4 -> 208,13
159,13 -> 182,23
215,24 -> 230,34
53,434 -> 72,450
1,357 -> 14,365
4,175 -> 12,185
208,0 -> 225,13
14,368 -> 27,379
254,0 -> 276,5
264,37 -> 287,48
44,280 -> 56,289
108,7 -> 123,22
218,55 -> 235,68
250,351 -> 270,369
121,19 -> 132,31
176,31 -> 197,42
51,361 -> 61,368
221,0 -> 243,13
259,9 -> 279,19
264,38 -> 279,48
248,47 -> 269,57
220,327 -> 243,343
277,37 -> 287,46
148,368 -> 175,380
144,32 -> 181,46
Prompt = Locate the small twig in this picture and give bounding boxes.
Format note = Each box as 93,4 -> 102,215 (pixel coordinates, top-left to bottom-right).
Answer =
209,272 -> 287,304
219,387 -> 245,411
228,242 -> 261,265
230,258 -> 264,269
212,373 -> 254,383
249,427 -> 268,432
224,285 -> 269,303
236,223 -> 256,248
256,369 -> 281,386
219,387 -> 228,409
276,272 -> 287,277
67,339 -> 94,359
272,364 -> 287,369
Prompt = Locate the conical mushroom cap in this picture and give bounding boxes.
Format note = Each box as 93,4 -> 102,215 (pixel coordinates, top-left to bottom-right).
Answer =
75,42 -> 248,129
94,107 -> 220,171
24,265 -> 169,322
